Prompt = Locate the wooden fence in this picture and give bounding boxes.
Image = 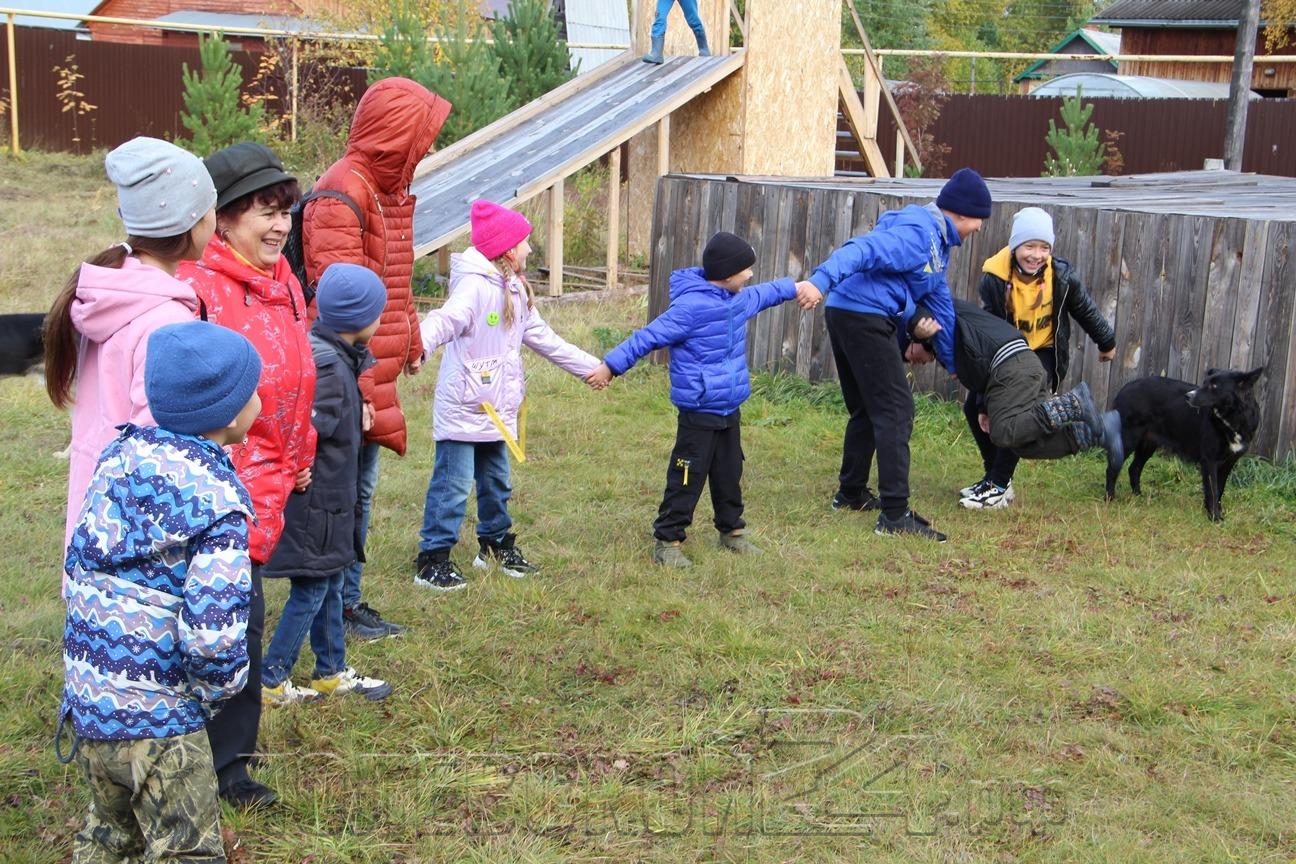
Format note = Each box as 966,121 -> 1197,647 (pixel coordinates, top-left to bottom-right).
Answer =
648,173 -> 1296,460
837,94 -> 1296,178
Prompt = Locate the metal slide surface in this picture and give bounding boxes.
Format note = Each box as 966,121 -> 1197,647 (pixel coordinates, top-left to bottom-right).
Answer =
409,51 -> 745,254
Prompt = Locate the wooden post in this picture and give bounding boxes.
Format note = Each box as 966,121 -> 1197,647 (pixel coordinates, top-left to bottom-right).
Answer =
437,246 -> 449,277
895,127 -> 904,177
1224,0 -> 1261,171
548,177 -> 564,296
6,14 -> 18,155
290,39 -> 299,143
607,146 -> 621,290
657,114 -> 670,177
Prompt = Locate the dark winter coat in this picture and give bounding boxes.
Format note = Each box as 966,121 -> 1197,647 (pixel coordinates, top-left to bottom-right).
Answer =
910,298 -> 1031,395
261,324 -> 373,579
603,268 -> 796,416
978,248 -> 1115,384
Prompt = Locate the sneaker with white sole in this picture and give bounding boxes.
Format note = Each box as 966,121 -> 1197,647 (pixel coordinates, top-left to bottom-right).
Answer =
960,479 -> 1012,510
262,680 -> 322,706
414,550 -> 468,591
310,667 -> 393,701
959,478 -> 1015,501
473,533 -> 539,578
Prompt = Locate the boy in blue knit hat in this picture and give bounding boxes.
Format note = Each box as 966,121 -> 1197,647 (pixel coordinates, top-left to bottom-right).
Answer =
61,320 -> 262,862
796,167 -> 992,543
260,263 -> 394,704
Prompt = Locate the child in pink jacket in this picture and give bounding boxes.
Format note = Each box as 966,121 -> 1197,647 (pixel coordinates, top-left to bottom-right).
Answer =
44,137 -> 218,545
414,200 -> 599,590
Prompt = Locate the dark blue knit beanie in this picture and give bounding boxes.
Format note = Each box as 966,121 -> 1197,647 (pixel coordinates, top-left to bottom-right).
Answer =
935,168 -> 992,218
316,263 -> 387,333
145,321 -> 262,435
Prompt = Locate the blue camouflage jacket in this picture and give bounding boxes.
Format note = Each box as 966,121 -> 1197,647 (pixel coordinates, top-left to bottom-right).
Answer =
61,424 -> 254,740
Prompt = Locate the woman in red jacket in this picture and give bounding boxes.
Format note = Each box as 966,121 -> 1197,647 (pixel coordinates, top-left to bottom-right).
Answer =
303,77 -> 451,639
178,141 -> 316,810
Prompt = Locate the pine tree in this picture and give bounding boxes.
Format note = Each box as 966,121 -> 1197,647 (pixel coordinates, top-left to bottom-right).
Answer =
489,0 -> 575,109
179,33 -> 264,154
1043,91 -> 1104,177
415,10 -> 511,144
368,0 -> 437,84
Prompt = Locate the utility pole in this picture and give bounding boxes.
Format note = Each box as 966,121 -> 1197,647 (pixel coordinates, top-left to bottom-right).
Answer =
1223,0 -> 1261,171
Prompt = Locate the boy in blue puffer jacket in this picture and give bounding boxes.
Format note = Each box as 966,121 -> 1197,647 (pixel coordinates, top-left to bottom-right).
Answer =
794,168 -> 992,543
587,232 -> 820,567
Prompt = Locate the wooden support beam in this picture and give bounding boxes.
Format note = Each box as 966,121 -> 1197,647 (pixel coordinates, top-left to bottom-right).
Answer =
656,114 -> 671,177
6,14 -> 18,155
289,39 -> 299,143
843,0 -> 921,175
607,147 -> 621,291
895,127 -> 905,177
729,0 -> 746,45
548,178 -> 564,296
437,246 -> 449,277
837,60 -> 888,177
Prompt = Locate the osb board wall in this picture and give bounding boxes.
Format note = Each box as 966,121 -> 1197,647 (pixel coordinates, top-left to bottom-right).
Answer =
670,73 -> 747,175
648,175 -> 1296,460
741,0 -> 839,176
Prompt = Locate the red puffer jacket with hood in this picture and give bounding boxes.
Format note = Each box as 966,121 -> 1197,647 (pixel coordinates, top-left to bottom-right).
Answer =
302,77 -> 451,456
179,239 -> 317,564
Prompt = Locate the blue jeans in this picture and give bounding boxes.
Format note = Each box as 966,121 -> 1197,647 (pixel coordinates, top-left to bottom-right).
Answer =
342,442 -> 381,609
262,571 -> 346,686
651,0 -> 703,37
418,440 -> 512,553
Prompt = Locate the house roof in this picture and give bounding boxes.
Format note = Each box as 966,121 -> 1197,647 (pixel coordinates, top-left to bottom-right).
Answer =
1015,28 -> 1121,82
151,10 -> 318,34
1091,0 -> 1246,27
12,0 -> 98,30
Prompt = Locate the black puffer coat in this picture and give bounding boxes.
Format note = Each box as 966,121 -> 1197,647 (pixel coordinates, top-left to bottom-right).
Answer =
978,251 -> 1115,384
262,324 -> 373,579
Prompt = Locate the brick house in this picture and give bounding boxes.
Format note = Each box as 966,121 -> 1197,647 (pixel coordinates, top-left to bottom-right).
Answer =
1091,0 -> 1296,97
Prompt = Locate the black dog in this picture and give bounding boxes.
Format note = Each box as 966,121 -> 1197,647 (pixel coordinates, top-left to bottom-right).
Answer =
1106,367 -> 1264,521
0,313 -> 46,375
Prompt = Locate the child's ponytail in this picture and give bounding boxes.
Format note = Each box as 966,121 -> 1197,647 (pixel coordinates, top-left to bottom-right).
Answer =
45,232 -> 201,409
491,253 -> 535,331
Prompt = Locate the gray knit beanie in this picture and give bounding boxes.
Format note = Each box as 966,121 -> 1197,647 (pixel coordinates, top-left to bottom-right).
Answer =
106,137 -> 217,238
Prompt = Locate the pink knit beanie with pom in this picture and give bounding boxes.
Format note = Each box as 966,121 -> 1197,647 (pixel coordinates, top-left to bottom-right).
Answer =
470,200 -> 532,260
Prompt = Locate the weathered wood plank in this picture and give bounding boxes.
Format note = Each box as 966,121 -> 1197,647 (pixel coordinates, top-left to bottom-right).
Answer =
1229,218 -> 1271,372
1253,220 -> 1296,456
1165,214 -> 1211,383
1195,218 -> 1247,381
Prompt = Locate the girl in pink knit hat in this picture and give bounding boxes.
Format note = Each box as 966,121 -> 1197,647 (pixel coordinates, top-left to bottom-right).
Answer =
412,200 -> 601,589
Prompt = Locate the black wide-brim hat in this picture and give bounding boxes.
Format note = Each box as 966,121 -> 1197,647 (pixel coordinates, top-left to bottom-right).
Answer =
204,141 -> 295,210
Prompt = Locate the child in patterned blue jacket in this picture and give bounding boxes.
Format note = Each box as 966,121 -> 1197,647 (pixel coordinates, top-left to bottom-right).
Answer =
587,232 -> 820,567
60,320 -> 262,862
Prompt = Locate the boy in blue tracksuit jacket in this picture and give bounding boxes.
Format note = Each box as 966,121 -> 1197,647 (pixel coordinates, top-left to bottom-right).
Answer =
794,168 -> 992,543
588,232 -> 817,567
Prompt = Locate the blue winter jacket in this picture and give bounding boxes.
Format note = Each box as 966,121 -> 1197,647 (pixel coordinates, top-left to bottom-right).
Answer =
62,425 -> 255,740
808,202 -> 959,369
604,267 -> 797,415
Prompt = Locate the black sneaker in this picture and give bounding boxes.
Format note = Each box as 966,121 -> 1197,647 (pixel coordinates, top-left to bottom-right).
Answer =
220,777 -> 278,810
343,602 -> 406,641
831,488 -> 880,511
875,510 -> 948,543
414,550 -> 468,592
474,533 -> 539,578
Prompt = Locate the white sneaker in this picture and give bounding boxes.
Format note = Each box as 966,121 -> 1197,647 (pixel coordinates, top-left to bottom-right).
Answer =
262,680 -> 322,706
960,479 -> 1013,510
959,478 -> 987,498
310,667 -> 393,701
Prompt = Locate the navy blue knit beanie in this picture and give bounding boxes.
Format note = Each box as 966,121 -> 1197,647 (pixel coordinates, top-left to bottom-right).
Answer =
935,168 -> 992,218
145,321 -> 262,435
702,231 -> 756,281
316,263 -> 387,333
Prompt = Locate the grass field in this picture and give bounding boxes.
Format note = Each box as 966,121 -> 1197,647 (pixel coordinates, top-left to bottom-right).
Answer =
2,151 -> 1294,863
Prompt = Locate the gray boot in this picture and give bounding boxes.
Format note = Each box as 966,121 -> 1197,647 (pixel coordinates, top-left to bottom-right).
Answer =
694,28 -> 711,57
653,539 -> 691,567
1040,381 -> 1100,435
643,34 -> 664,64
719,530 -> 762,556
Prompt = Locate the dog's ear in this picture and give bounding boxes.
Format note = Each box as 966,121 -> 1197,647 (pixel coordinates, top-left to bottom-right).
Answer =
1239,366 -> 1264,388
1205,368 -> 1220,379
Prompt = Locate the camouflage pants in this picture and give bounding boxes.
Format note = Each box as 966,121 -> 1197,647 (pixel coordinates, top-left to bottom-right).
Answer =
73,729 -> 225,864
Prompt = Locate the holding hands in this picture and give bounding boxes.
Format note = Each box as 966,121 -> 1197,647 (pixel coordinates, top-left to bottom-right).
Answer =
794,281 -> 823,310
585,362 -> 613,391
